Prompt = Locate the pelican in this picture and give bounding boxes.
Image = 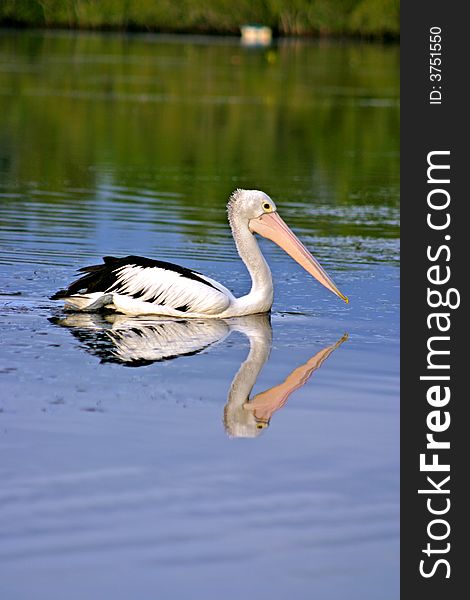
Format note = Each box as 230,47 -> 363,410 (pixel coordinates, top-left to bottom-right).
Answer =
51,189 -> 348,316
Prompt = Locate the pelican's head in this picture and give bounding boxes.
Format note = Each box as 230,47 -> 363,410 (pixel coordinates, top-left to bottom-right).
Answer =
223,397 -> 268,438
227,189 -> 349,304
227,189 -> 277,221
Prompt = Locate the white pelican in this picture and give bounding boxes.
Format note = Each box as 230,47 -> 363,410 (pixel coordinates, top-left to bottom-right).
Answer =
51,189 -> 348,316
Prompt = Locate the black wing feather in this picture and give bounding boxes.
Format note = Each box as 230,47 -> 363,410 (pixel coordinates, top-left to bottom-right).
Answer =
50,255 -> 219,300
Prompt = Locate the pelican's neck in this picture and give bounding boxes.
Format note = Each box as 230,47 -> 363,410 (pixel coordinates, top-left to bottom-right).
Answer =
229,212 -> 273,313
224,315 -> 272,437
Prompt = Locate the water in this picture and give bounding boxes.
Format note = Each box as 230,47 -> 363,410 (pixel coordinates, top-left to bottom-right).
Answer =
0,31 -> 399,600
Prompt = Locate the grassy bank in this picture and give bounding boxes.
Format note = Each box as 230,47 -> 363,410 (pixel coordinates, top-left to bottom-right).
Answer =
0,0 -> 399,38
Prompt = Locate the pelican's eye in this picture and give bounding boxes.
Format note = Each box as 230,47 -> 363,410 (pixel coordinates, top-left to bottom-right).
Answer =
263,202 -> 271,211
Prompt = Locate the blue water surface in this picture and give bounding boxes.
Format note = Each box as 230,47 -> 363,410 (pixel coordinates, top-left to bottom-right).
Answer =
0,30 -> 399,600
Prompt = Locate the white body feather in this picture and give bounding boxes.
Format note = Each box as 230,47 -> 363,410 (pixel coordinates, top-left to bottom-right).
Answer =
62,264 -> 237,316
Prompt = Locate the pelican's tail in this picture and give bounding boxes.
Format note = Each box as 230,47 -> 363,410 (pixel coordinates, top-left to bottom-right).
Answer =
57,292 -> 114,312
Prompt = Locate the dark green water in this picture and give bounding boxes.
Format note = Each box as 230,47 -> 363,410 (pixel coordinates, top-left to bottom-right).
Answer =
0,30 -> 399,600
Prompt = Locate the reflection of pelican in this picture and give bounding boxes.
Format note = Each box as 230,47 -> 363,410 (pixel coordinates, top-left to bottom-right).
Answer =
52,314 -> 347,435
51,189 -> 348,317
224,326 -> 348,438
51,313 -> 230,366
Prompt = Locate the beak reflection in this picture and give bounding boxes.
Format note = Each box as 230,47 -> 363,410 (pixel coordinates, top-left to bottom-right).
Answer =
240,332 -> 349,433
